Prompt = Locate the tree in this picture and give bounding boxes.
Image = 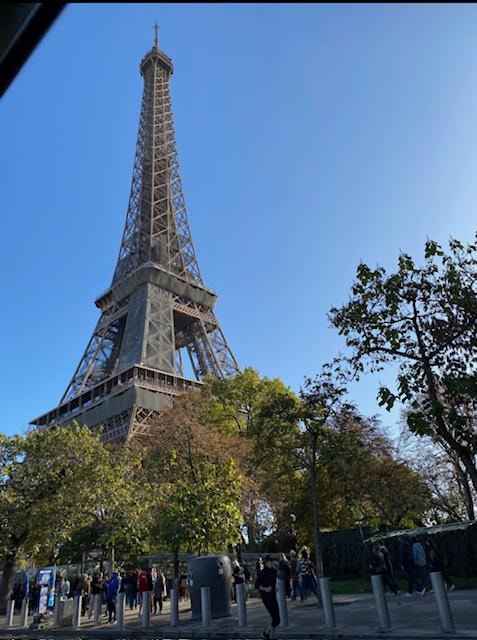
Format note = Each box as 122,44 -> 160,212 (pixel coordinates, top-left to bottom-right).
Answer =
0,424 -> 111,604
298,371 -> 354,577
152,460 -> 243,564
330,235 -> 477,493
138,392 -> 247,575
203,368 -> 301,546
291,387 -> 432,556
398,425 -> 476,522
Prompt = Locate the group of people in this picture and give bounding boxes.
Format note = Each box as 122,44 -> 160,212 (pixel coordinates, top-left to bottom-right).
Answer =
56,567 -> 169,623
254,549 -> 321,603
369,536 -> 455,597
252,549 -> 321,640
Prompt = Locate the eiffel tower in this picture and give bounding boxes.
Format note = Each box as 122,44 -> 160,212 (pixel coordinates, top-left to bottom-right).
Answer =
31,29 -> 239,442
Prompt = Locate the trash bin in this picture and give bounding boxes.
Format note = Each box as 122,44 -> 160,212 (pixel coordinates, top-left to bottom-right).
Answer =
187,555 -> 232,620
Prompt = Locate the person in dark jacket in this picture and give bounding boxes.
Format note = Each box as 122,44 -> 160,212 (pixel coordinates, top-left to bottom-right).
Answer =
153,569 -> 165,614
278,553 -> 291,597
255,555 -> 280,640
91,572 -> 104,598
426,539 -> 455,592
369,543 -> 400,595
398,536 -> 424,596
232,564 -> 245,602
243,562 -> 251,583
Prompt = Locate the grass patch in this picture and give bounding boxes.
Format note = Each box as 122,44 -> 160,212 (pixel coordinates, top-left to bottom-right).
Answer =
247,575 -> 477,598
330,575 -> 477,594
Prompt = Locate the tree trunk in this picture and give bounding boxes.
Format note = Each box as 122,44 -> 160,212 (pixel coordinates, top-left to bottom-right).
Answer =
0,547 -> 19,612
109,545 -> 115,573
454,460 -> 475,520
310,433 -> 323,578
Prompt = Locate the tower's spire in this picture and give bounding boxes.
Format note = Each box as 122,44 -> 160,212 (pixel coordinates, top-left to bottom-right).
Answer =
153,22 -> 159,49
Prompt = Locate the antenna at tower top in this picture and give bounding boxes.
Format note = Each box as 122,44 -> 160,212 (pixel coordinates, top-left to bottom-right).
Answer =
153,21 -> 159,49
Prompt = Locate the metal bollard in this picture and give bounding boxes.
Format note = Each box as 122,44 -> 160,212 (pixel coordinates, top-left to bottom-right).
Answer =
319,578 -> 336,629
5,599 -> 14,627
371,574 -> 391,631
430,572 -> 455,633
170,588 -> 179,627
93,593 -> 102,626
201,586 -> 211,628
20,597 -> 29,628
236,582 -> 247,628
142,591 -> 151,628
73,595 -> 82,628
116,592 -> 125,630
277,579 -> 288,628
54,595 -> 62,627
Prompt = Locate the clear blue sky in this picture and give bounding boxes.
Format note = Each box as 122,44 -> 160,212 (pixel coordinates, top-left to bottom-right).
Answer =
1,3 -> 477,437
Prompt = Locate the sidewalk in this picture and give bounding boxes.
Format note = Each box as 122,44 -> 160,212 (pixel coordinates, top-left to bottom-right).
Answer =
0,589 -> 476,638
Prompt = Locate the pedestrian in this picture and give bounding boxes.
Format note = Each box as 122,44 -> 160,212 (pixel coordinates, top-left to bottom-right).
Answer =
412,538 -> 428,596
255,555 -> 280,640
61,576 -> 71,600
398,536 -> 424,597
153,568 -> 165,614
426,539 -> 455,592
278,553 -> 291,598
104,571 -> 120,623
243,561 -> 251,583
79,573 -> 91,616
297,549 -> 321,604
232,564 -> 245,602
12,582 -> 23,610
91,571 -> 104,612
369,542 -> 400,595
137,567 -> 149,616
179,571 -> 188,601
289,550 -> 299,600
256,556 -> 264,578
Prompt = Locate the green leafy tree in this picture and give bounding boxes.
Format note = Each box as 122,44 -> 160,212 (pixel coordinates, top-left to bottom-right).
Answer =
0,424 -> 111,603
330,235 -> 477,492
139,393 -> 246,575
204,368 -> 301,545
298,371 -> 355,576
152,461 -> 242,566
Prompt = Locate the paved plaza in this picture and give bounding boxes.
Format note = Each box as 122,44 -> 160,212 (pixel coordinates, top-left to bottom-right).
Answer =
1,589 -> 476,639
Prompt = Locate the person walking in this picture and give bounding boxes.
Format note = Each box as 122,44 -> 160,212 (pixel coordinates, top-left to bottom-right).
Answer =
232,564 -> 245,603
153,569 -> 165,614
425,539 -> 456,592
137,568 -> 149,616
369,542 -> 400,595
398,537 -> 421,597
278,553 -> 291,598
179,571 -> 188,601
104,571 -> 120,623
289,550 -> 299,601
61,576 -> 71,600
412,538 -> 428,596
243,561 -> 251,583
297,549 -> 321,604
256,556 -> 264,579
79,573 -> 91,616
255,555 -> 280,640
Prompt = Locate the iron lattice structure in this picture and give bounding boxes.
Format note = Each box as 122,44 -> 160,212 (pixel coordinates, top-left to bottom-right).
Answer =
31,37 -> 239,442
